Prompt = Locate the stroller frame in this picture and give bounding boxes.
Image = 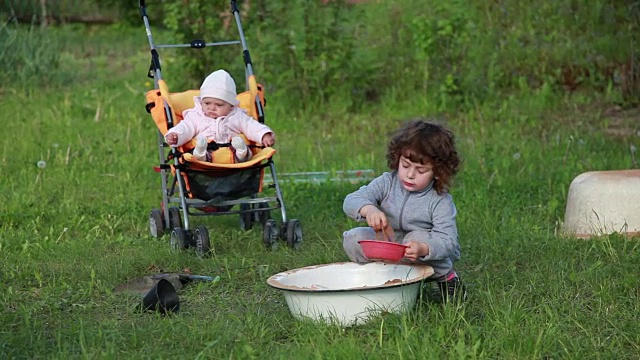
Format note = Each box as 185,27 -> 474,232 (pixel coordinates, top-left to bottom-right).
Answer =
139,0 -> 302,254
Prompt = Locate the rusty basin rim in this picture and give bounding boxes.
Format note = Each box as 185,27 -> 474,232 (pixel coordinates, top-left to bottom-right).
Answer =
266,261 -> 434,293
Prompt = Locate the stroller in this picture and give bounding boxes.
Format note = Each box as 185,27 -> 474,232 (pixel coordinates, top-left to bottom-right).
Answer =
139,0 -> 302,255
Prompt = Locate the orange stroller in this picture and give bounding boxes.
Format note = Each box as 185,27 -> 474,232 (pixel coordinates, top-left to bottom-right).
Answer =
139,0 -> 302,255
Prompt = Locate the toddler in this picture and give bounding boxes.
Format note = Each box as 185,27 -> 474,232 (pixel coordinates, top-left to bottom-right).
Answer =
342,120 -> 466,303
164,69 -> 275,162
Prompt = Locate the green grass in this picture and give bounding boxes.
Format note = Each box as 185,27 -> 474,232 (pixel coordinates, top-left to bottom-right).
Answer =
1,22 -> 639,360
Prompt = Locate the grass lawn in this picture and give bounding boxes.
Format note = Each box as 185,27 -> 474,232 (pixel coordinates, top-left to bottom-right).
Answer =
1,23 -> 639,359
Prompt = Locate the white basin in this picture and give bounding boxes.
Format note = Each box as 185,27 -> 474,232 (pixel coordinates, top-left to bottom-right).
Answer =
267,262 -> 434,327
562,170 -> 640,238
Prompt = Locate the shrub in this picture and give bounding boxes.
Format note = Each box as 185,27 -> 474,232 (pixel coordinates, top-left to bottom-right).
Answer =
0,23 -> 62,87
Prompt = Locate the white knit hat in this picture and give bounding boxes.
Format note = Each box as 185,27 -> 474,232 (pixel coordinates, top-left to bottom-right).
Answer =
199,69 -> 239,106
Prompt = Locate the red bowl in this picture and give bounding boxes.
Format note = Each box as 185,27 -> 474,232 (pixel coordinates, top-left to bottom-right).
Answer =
358,240 -> 408,262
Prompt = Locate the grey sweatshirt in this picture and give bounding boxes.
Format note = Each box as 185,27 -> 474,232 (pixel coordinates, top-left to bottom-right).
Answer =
343,171 -> 460,262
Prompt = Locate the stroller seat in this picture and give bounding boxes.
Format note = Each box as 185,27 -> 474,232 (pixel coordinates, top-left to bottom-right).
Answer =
145,78 -> 276,199
182,148 -> 276,170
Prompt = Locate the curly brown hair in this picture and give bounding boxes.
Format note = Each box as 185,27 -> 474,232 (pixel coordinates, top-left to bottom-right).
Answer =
386,120 -> 460,194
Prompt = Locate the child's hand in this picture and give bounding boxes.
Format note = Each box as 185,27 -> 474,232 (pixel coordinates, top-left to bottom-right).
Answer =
403,241 -> 429,262
360,205 -> 387,231
165,133 -> 178,146
262,133 -> 275,147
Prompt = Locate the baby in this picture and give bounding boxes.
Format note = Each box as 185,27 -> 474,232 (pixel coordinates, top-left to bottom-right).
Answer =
164,69 -> 275,162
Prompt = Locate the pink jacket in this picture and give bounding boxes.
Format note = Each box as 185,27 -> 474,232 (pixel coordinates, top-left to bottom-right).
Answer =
166,96 -> 273,147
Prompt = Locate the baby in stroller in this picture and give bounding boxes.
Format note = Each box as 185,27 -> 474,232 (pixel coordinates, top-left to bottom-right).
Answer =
164,69 -> 276,163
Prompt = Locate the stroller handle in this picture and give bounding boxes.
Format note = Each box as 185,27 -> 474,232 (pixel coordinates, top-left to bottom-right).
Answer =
141,1 -> 237,11
138,1 -> 147,18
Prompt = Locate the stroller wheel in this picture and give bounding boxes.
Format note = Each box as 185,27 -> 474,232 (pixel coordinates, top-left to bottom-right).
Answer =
239,203 -> 253,231
286,219 -> 303,250
170,227 -> 190,251
194,225 -> 211,257
256,202 -> 271,224
149,209 -> 164,238
262,219 -> 279,251
168,207 -> 182,229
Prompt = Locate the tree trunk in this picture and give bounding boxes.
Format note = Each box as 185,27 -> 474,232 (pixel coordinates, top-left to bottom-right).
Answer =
40,0 -> 48,27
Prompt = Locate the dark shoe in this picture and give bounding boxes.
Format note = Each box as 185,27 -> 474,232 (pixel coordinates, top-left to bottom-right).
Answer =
418,281 -> 442,303
437,276 -> 467,304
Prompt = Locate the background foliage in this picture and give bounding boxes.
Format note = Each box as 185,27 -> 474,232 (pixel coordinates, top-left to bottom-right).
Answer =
2,0 -> 639,111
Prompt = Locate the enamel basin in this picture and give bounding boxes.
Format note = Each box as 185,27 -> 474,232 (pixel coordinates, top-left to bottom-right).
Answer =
563,170 -> 640,238
267,262 -> 434,327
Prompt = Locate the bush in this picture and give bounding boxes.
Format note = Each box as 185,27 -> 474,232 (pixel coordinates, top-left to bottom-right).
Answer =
249,0 -> 362,111
4,0 -> 639,110
0,23 -> 62,87
153,0 -> 364,112
156,0 -> 244,89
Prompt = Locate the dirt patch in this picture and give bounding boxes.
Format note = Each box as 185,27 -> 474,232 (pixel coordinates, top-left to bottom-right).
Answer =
601,106 -> 640,139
